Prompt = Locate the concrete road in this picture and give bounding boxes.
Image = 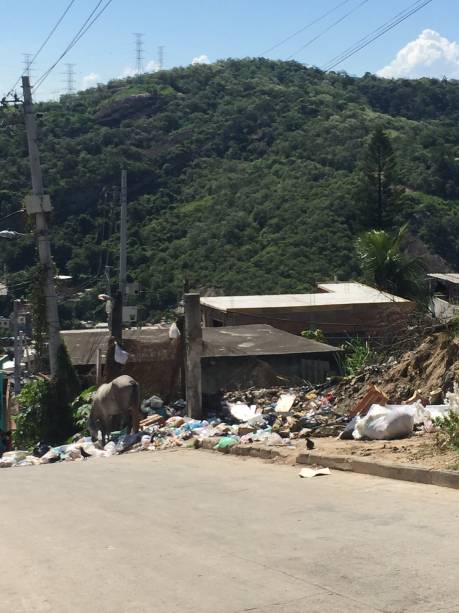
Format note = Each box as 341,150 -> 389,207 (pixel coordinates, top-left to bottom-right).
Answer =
1,450 -> 459,613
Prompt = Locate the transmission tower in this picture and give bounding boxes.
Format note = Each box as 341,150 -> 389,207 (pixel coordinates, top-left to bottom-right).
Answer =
158,45 -> 165,71
63,63 -> 76,94
133,33 -> 145,74
22,54 -> 34,79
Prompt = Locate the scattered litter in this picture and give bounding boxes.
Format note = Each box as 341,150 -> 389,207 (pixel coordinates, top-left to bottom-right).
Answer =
299,467 -> 331,478
229,402 -> 257,422
168,322 -> 181,339
275,394 -> 296,413
114,342 -> 129,365
349,385 -> 388,418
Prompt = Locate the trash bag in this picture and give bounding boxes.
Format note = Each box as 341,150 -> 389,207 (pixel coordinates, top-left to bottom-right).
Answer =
168,322 -> 181,339
32,442 -> 51,458
339,417 -> 357,440
141,435 -> 151,450
116,432 -> 143,453
214,437 -> 239,450
40,448 -> 61,464
104,441 -> 117,456
114,342 -> 129,365
353,405 -> 415,440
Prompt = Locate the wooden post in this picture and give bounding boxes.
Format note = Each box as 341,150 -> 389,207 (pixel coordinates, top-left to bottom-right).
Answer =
105,290 -> 123,382
96,348 -> 102,386
184,293 -> 202,419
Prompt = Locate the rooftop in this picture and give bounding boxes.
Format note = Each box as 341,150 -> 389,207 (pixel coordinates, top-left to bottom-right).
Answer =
200,282 -> 409,313
428,273 -> 459,285
61,324 -> 340,366
202,324 -> 340,358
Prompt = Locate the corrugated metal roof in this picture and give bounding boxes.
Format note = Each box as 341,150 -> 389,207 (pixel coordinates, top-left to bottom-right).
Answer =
61,324 -> 340,366
427,273 -> 459,285
200,282 -> 409,312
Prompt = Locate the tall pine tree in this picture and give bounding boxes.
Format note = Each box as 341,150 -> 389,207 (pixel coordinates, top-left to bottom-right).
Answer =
361,126 -> 397,229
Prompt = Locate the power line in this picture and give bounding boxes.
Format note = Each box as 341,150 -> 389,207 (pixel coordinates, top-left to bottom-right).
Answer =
323,0 -> 434,71
34,0 -> 114,93
287,0 -> 370,60
260,0 -> 354,56
5,0 -> 77,97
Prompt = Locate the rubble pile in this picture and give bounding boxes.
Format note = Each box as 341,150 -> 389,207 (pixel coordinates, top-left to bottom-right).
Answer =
3,331 -> 459,470
333,332 -> 459,412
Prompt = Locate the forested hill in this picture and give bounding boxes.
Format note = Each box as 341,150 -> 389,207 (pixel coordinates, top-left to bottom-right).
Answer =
1,58 -> 459,321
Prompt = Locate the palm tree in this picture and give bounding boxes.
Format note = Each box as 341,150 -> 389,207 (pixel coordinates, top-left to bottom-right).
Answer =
356,224 -> 425,300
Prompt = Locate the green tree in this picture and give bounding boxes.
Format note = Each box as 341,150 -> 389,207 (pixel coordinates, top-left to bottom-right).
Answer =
356,224 -> 425,300
361,126 -> 397,229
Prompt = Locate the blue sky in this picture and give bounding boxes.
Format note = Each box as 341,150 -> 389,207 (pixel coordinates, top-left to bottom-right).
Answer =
0,0 -> 456,100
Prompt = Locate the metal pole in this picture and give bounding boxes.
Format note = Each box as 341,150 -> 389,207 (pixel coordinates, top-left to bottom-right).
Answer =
119,169 -> 127,305
13,301 -> 21,394
184,293 -> 202,419
22,76 -> 61,377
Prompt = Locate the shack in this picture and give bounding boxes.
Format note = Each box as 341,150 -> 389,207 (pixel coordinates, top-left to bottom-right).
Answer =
62,324 -> 341,400
200,282 -> 413,343
428,273 -> 459,322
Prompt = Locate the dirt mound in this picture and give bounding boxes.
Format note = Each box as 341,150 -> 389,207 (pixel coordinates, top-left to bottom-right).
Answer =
334,332 -> 459,410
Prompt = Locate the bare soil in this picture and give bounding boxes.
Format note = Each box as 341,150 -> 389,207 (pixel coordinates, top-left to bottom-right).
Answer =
296,433 -> 459,471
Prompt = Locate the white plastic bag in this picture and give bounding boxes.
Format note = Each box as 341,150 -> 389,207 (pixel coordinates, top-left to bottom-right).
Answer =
168,322 -> 181,339
115,343 -> 129,365
353,404 -> 415,440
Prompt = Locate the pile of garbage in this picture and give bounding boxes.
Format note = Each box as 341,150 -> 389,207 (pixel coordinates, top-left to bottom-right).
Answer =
3,378 -> 458,470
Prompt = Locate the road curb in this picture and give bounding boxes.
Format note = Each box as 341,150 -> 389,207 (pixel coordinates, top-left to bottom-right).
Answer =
199,439 -> 293,461
296,451 -> 459,490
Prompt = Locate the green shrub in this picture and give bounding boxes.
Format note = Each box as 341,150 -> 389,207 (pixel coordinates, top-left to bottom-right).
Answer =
71,386 -> 96,431
301,328 -> 327,344
342,337 -> 376,376
14,380 -> 53,449
435,411 -> 459,451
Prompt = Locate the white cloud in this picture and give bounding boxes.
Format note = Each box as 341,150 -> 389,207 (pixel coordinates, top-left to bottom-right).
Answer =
146,59 -> 161,73
192,54 -> 210,66
82,72 -> 100,89
120,66 -> 138,78
378,29 -> 459,79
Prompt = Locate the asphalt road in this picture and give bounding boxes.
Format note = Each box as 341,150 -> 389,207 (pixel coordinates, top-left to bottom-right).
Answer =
1,449 -> 459,613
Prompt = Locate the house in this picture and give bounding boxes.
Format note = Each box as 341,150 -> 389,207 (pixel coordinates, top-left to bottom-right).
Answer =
0,317 -> 10,334
200,282 -> 413,343
428,273 -> 459,322
61,324 -> 342,400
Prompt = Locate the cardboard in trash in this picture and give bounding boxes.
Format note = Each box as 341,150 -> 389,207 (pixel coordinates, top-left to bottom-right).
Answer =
275,394 -> 296,413
349,385 -> 388,418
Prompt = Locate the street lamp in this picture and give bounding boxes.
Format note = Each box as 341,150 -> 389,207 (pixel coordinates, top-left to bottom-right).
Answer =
0,231 -> 28,239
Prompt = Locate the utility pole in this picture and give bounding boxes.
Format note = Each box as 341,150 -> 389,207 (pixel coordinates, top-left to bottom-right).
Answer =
13,301 -> 21,394
119,169 -> 127,305
22,76 -> 61,377
22,54 -> 33,79
184,293 -> 202,419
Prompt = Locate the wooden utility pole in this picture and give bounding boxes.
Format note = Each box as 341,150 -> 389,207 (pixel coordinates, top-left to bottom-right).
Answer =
13,301 -> 21,394
119,169 -> 127,305
184,293 -> 202,419
22,76 -> 61,377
